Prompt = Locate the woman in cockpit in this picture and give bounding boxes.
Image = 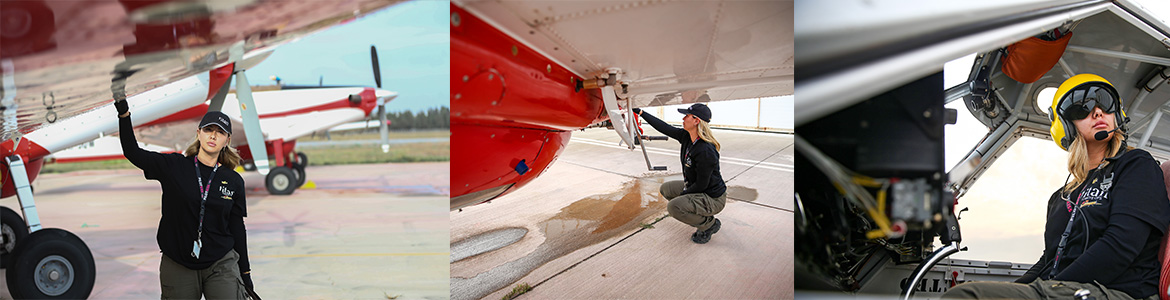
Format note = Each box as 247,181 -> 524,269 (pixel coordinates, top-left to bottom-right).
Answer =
943,74 -> 1170,299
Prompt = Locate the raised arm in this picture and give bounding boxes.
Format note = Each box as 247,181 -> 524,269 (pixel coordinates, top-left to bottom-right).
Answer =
117,100 -> 168,177
634,108 -> 689,142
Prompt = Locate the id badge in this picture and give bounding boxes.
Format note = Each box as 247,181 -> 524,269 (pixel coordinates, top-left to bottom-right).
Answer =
191,240 -> 202,259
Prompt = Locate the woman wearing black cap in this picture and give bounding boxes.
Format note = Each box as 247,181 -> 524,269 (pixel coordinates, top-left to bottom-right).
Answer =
633,103 -> 726,244
115,100 -> 260,299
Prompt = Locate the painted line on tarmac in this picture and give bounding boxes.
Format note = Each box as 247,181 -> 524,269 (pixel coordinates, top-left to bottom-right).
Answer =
99,252 -> 449,260
254,252 -> 449,258
571,138 -> 794,172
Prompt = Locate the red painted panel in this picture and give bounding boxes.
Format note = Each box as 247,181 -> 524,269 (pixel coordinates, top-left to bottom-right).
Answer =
50,151 -> 179,164
140,104 -> 210,127
256,87 -> 377,119
207,63 -> 235,100
450,3 -> 607,131
450,123 -> 570,202
0,139 -> 48,198
237,140 -> 296,167
141,87 -> 377,128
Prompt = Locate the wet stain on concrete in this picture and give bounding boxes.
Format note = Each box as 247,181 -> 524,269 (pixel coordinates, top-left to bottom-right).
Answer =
544,178 -> 666,237
725,185 -> 758,202
451,176 -> 672,300
450,227 -> 529,263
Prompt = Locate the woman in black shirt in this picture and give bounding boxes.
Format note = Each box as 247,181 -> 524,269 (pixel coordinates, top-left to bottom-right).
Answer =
634,103 -> 727,244
944,74 -> 1170,299
116,100 -> 259,299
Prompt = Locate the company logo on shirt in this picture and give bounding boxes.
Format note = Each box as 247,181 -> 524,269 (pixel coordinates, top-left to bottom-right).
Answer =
219,186 -> 235,199
1078,185 -> 1108,208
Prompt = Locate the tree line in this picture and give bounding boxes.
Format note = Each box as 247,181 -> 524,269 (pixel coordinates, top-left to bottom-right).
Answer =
385,106 -> 449,130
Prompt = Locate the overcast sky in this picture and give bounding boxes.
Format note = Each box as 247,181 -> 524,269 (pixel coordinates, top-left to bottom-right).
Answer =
236,0 -> 447,114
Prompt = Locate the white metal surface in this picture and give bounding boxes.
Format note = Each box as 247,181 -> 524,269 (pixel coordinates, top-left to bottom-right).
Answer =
8,155 -> 40,232
796,2 -> 1110,126
234,69 -> 270,175
458,0 -> 793,109
22,74 -> 212,154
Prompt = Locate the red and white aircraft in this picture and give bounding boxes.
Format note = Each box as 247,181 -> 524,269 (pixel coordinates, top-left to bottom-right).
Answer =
449,1 -> 794,210
0,0 -> 401,297
44,45 -> 397,196
46,82 -> 396,195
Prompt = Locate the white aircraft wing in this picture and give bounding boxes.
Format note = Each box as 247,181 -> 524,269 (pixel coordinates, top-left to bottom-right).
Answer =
256,108 -> 367,142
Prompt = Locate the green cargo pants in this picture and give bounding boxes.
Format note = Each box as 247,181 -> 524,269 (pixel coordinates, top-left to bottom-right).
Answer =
942,279 -> 1155,300
659,180 -> 726,231
160,249 -> 250,300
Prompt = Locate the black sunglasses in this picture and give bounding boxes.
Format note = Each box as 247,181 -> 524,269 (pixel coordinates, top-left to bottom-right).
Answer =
1057,83 -> 1119,121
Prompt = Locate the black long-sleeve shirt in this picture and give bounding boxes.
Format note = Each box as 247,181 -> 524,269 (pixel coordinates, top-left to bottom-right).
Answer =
119,115 -> 250,273
1014,149 -> 1170,298
638,111 -> 726,198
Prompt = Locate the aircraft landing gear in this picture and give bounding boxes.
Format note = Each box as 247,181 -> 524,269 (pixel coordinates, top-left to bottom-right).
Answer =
6,228 -> 95,299
291,152 -> 307,188
2,156 -> 95,298
265,166 -> 297,195
295,152 -> 308,167
0,207 -> 28,268
292,165 -> 306,188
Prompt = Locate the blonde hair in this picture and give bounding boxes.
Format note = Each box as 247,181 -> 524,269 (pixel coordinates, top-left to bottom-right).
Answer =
1063,129 -> 1127,192
696,120 -> 721,152
185,138 -> 240,170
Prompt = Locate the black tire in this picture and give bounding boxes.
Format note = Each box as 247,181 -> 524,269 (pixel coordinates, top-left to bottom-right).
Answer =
0,206 -> 29,268
265,167 -> 297,195
6,228 -> 95,299
296,152 -> 308,167
242,161 -> 257,172
292,164 -> 306,188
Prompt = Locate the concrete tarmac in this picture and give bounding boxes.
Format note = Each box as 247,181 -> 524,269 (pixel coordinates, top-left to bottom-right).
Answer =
0,162 -> 450,300
450,127 -> 793,300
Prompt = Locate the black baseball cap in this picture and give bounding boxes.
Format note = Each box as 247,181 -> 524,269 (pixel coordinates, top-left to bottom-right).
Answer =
198,111 -> 232,136
677,103 -> 712,123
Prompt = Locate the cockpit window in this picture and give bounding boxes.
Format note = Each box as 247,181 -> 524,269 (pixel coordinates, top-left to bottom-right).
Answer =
1037,86 -> 1057,116
937,136 -> 1067,263
944,53 -> 977,90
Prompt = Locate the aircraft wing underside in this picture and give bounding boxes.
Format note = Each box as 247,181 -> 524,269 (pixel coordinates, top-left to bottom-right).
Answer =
455,0 -> 793,109
1,0 -> 402,143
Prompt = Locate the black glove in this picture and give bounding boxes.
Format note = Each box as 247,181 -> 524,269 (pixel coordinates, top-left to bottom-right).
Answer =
114,100 -> 129,117
632,108 -> 642,115
242,272 -> 260,300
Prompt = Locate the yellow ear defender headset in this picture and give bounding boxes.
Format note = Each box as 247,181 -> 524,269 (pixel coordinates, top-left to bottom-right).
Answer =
1049,74 -> 1129,151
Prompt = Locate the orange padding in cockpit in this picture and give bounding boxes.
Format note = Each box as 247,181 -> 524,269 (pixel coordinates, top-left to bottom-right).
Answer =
1001,32 -> 1073,84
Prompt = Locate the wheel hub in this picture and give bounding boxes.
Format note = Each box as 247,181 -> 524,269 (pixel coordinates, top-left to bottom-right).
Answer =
1,224 -> 15,254
34,255 -> 74,296
274,174 -> 289,190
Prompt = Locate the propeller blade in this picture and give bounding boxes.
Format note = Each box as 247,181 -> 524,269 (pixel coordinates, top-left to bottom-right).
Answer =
235,71 -> 270,175
370,45 -> 382,89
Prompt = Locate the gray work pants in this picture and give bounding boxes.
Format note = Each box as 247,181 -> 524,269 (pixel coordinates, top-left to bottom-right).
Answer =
942,279 -> 1153,300
160,249 -> 249,300
660,180 -> 726,231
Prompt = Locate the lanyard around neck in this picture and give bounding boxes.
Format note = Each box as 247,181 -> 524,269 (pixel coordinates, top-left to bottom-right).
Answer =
193,156 -> 219,241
